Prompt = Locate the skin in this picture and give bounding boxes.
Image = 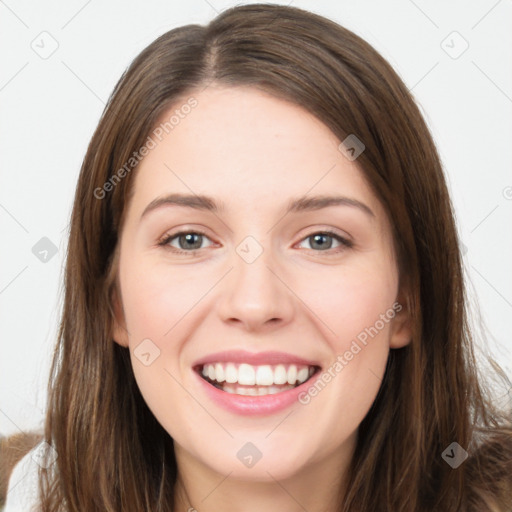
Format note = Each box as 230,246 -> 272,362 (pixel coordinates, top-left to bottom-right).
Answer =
112,85 -> 412,512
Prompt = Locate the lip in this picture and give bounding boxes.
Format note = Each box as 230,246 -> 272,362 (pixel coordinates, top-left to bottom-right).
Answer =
194,370 -> 321,415
192,349 -> 321,368
192,350 -> 321,416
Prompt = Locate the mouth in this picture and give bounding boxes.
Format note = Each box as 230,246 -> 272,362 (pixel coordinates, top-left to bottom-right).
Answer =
194,362 -> 321,396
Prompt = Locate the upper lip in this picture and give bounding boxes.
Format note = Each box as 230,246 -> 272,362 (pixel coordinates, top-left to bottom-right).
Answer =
192,350 -> 321,369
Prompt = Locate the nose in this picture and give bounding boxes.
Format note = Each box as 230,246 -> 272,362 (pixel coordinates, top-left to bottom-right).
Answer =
216,240 -> 295,333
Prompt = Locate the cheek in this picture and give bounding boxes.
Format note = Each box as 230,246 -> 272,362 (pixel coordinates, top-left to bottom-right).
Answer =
119,260 -> 203,439
120,257 -> 206,341
294,261 -> 397,432
302,260 -> 398,350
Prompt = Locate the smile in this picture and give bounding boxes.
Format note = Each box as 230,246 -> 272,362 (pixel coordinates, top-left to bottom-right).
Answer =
192,350 -> 322,414
198,362 -> 318,396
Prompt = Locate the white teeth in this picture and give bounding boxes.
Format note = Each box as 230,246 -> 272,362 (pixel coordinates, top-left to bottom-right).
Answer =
274,364 -> 288,385
257,386 -> 269,396
215,363 -> 225,383
238,364 -> 256,385
256,365 -> 274,386
200,362 -> 316,388
225,363 -> 238,383
222,383 -> 296,396
287,365 -> 297,385
297,367 -> 309,384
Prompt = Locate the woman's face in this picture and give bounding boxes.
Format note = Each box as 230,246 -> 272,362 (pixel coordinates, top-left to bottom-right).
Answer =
112,85 -> 411,482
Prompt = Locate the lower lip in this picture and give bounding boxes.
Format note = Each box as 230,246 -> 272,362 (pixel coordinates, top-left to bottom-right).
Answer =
194,370 -> 319,415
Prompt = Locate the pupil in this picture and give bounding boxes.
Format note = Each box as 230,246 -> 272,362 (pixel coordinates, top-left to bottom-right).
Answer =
181,233 -> 201,250
311,234 -> 331,250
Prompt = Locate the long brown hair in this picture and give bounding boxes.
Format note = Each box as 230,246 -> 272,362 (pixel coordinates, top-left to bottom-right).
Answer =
38,4 -> 512,511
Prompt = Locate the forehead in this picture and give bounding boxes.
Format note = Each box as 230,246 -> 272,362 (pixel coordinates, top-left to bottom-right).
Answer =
127,85 -> 382,220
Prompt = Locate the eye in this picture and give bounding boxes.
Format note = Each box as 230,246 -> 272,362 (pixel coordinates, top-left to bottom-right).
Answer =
158,229 -> 353,255
158,230 -> 214,254
296,230 -> 353,254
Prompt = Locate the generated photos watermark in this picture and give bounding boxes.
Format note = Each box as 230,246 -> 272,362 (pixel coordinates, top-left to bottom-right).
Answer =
298,301 -> 403,405
94,97 -> 198,200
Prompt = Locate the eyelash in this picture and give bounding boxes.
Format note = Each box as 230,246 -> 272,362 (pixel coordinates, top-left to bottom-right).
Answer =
157,229 -> 353,256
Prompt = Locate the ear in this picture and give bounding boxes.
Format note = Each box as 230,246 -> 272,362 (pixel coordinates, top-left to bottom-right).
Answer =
389,290 -> 413,349
111,285 -> 130,348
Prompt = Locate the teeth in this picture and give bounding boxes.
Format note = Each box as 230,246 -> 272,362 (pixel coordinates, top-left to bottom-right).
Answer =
297,367 -> 309,384
225,363 -> 237,383
238,364 -> 256,385
215,363 -> 225,383
200,362 -> 315,387
287,365 -> 297,385
274,364 -> 288,385
222,383 -> 296,396
256,365 -> 274,386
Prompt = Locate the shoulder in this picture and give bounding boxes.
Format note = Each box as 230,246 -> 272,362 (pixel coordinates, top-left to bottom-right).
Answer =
3,440 -> 45,512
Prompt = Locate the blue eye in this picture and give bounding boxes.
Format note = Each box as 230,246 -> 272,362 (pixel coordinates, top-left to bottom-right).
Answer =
158,231 -> 212,253
297,231 -> 353,252
158,229 -> 352,255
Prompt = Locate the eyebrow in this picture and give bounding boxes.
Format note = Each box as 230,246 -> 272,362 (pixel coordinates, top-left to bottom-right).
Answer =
140,193 -> 375,220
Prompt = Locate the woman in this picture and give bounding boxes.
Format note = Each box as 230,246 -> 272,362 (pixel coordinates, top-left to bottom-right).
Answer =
5,3 -> 511,511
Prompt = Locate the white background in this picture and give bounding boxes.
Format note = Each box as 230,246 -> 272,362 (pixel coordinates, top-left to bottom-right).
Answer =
1,0 -> 511,437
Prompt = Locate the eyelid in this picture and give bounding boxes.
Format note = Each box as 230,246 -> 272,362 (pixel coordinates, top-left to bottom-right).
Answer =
295,225 -> 353,245
157,227 -> 353,255
293,229 -> 353,254
157,228 -> 213,252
